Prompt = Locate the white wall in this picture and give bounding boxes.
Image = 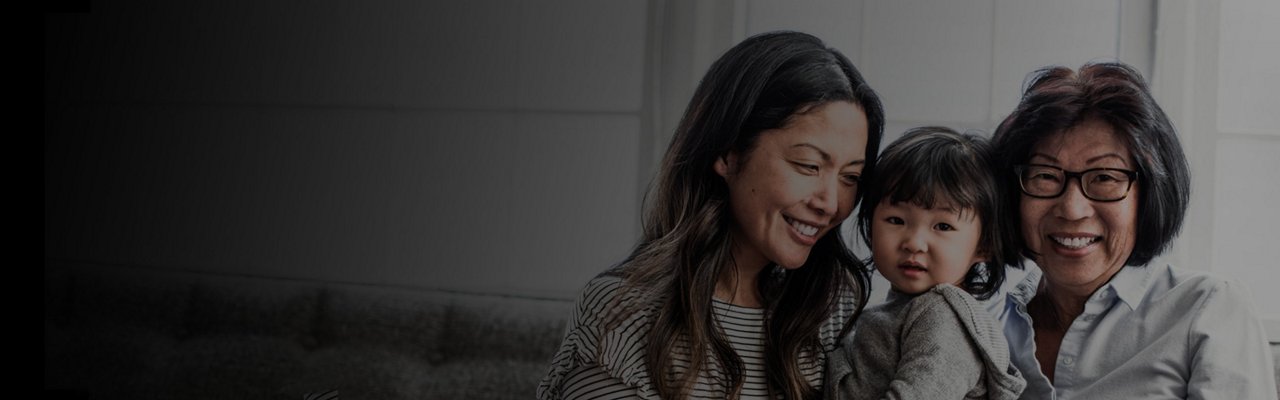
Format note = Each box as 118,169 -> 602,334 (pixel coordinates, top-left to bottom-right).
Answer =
730,0 -> 1154,145
1137,0 -> 1280,340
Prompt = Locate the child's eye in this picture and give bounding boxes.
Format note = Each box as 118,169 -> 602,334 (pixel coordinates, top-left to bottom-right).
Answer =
885,216 -> 905,225
934,222 -> 955,231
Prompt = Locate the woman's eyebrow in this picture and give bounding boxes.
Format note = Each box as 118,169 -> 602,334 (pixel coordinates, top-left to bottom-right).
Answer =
791,143 -> 864,166
1029,152 -> 1127,165
1086,153 -> 1128,165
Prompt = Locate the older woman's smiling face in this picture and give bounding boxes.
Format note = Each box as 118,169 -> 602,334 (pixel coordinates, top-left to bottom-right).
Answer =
1021,118 -> 1139,294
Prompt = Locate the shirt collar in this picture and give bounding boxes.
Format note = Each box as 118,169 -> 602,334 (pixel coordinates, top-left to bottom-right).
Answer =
1103,263 -> 1158,311
1006,261 -> 1157,311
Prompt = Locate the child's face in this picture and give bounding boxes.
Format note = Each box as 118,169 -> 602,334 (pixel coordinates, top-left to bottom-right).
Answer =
871,199 -> 985,295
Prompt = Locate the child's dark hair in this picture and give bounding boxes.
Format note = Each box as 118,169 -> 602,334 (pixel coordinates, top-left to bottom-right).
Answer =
857,127 -> 1011,300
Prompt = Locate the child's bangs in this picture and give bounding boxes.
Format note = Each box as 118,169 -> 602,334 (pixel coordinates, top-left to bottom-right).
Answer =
879,155 -> 986,218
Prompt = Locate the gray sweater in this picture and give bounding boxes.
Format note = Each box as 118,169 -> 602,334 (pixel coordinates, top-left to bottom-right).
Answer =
826,284 -> 1025,400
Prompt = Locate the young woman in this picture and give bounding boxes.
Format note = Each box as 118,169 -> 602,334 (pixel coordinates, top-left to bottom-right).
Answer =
537,31 -> 885,399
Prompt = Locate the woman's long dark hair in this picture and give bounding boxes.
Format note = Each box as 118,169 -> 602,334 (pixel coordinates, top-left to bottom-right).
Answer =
606,31 -> 884,399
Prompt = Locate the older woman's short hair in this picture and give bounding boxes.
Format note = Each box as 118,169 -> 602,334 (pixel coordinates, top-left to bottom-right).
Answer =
991,62 -> 1191,267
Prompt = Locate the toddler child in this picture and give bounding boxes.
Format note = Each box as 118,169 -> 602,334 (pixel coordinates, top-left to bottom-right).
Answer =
827,127 -> 1026,400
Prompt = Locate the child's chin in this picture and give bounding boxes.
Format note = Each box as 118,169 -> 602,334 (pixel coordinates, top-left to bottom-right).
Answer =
890,284 -> 926,295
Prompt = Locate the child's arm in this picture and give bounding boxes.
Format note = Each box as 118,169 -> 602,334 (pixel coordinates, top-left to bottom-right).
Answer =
880,291 -> 986,400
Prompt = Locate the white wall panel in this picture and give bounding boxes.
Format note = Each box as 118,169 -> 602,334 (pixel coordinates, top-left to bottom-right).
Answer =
862,0 -> 994,124
516,0 -> 648,112
991,0 -> 1120,123
1217,0 -> 1280,136
1211,137 -> 1280,321
741,0 -> 863,63
483,113 -> 641,296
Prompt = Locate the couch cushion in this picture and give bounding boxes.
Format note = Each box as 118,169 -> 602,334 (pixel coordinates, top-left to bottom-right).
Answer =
315,285 -> 450,364
183,275 -> 321,346
418,359 -> 550,400
438,294 -> 571,363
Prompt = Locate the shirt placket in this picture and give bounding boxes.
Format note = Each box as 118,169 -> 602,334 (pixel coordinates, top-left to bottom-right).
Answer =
1054,287 -> 1113,397
1010,282 -> 1055,399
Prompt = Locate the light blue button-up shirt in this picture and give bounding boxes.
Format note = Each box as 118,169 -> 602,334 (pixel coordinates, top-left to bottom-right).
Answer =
988,263 -> 1276,399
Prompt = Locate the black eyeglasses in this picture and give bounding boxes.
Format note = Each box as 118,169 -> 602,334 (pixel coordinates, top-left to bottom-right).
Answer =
1014,164 -> 1138,202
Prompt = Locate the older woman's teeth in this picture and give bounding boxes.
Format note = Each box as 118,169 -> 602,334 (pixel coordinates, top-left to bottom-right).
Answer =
789,218 -> 819,237
1052,236 -> 1098,249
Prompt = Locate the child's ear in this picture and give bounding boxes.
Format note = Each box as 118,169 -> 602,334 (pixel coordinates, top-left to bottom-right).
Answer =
970,249 -> 991,266
713,152 -> 739,180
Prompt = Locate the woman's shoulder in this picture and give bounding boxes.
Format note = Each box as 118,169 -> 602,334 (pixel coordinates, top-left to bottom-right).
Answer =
567,273 -> 658,335
1146,264 -> 1252,307
1136,264 -> 1268,335
574,274 -> 625,310
539,273 -> 660,399
578,273 -> 625,301
1150,265 -> 1277,399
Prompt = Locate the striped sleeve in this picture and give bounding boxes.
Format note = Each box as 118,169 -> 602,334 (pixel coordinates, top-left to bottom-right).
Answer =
822,275 -> 862,350
560,363 -> 641,399
538,274 -> 859,399
537,276 -> 659,400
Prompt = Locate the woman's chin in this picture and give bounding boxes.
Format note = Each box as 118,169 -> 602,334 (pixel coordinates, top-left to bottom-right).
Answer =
774,253 -> 812,270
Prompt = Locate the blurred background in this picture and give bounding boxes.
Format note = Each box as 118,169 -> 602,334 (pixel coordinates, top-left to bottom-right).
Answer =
47,0 -> 1279,338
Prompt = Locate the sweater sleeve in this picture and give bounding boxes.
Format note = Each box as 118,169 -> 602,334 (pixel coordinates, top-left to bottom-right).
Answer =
880,290 -> 986,400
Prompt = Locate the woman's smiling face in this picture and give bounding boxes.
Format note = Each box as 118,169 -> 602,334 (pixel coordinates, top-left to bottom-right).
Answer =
715,101 -> 869,270
1020,117 -> 1139,293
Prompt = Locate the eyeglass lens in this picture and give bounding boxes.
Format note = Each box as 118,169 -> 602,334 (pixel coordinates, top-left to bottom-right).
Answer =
1020,165 -> 1133,201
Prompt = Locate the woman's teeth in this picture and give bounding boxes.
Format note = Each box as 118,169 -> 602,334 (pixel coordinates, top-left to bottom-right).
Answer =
1052,236 -> 1099,249
788,218 -> 819,237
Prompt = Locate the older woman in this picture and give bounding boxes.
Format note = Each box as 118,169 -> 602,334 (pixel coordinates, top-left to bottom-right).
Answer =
989,62 -> 1276,399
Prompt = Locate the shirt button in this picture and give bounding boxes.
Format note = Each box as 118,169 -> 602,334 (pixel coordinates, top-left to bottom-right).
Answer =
1062,357 -> 1074,366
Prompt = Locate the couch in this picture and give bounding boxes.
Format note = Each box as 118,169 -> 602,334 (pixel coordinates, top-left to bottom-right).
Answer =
44,261 -> 1280,399
45,261 -> 571,399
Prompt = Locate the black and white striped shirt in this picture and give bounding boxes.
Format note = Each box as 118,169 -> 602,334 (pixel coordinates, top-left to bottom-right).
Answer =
538,275 -> 857,399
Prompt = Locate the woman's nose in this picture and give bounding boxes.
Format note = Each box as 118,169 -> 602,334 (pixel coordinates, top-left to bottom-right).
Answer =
808,175 -> 840,216
1056,179 -> 1096,220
